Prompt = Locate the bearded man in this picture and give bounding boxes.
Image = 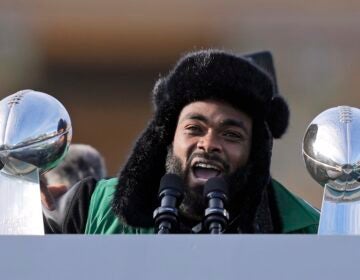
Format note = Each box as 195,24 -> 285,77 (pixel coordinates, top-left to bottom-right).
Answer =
45,49 -> 319,234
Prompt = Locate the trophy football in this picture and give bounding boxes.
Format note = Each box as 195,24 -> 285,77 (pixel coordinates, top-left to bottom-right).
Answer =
303,106 -> 360,234
0,90 -> 72,234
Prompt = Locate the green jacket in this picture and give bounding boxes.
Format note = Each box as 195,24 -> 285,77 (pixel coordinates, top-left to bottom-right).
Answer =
85,178 -> 319,234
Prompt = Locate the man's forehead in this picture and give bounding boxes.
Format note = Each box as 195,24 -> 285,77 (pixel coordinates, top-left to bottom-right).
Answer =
178,100 -> 252,124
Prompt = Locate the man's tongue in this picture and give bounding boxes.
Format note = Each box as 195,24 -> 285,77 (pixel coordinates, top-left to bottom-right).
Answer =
193,167 -> 219,180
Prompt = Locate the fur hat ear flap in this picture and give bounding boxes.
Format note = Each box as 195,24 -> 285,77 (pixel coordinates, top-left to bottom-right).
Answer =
266,96 -> 290,139
113,119 -> 170,227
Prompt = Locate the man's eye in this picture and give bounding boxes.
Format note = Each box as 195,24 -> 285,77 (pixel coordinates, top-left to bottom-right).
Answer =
185,125 -> 203,134
223,131 -> 244,141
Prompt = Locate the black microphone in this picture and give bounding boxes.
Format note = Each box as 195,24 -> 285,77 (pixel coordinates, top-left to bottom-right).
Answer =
203,177 -> 229,234
153,174 -> 184,234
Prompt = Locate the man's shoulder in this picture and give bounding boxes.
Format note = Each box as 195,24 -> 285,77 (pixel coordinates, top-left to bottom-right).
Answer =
271,179 -> 320,234
88,178 -> 118,211
85,178 -> 119,234
94,178 -> 118,196
85,178 -> 154,234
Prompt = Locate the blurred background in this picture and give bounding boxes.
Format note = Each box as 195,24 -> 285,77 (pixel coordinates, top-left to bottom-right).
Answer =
1,0 -> 360,208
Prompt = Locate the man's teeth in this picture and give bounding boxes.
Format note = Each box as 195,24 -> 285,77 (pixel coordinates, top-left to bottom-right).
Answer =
192,162 -> 221,180
194,162 -> 220,171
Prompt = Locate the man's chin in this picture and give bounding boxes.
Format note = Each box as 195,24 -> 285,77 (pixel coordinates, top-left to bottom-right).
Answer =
179,185 -> 205,222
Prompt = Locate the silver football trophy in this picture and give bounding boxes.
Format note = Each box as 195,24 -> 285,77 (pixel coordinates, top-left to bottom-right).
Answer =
303,106 -> 360,234
0,90 -> 72,234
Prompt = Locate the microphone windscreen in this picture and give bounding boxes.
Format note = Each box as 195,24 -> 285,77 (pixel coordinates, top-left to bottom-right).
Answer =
159,173 -> 184,194
203,177 -> 229,197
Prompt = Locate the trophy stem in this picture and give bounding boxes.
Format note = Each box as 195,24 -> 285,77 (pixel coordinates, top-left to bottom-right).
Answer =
318,185 -> 360,235
0,168 -> 44,235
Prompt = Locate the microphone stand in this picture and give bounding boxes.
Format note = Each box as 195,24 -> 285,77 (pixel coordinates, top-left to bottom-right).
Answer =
203,177 -> 230,234
153,174 -> 184,234
204,191 -> 229,234
154,205 -> 179,234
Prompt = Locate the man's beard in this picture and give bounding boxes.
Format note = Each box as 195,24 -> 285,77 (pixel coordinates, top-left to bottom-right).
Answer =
165,145 -> 250,223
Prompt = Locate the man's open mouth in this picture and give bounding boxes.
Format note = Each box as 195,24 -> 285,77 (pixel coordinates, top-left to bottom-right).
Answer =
192,161 -> 222,180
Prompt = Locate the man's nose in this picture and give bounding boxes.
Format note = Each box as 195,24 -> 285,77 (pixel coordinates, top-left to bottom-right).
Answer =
197,131 -> 222,153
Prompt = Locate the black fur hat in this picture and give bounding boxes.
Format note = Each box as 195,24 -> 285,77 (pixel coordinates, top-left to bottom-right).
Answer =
113,49 -> 290,228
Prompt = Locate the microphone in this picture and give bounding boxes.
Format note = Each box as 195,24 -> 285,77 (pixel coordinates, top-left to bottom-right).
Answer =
203,177 -> 229,234
153,174 -> 184,234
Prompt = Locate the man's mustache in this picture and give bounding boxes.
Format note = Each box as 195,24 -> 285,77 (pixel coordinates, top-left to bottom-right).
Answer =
187,152 -> 230,173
